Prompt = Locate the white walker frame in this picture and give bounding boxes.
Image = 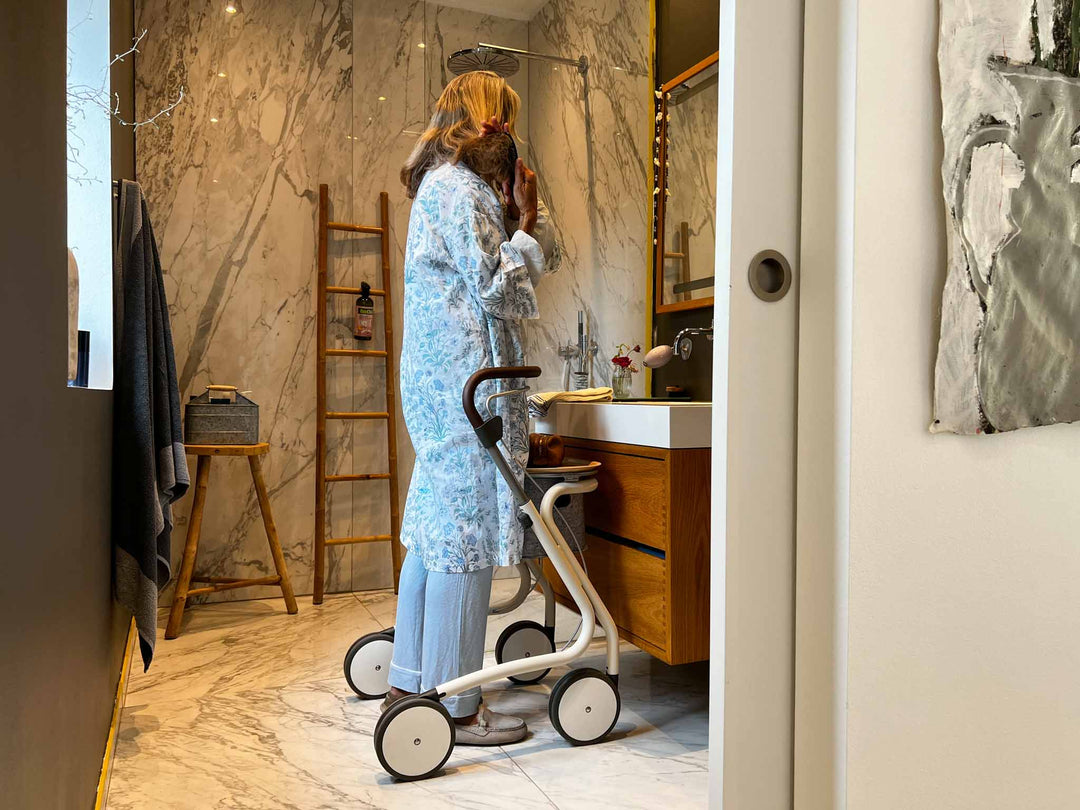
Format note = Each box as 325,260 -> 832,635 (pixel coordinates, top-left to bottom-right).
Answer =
433,478 -> 620,702
361,365 -> 623,781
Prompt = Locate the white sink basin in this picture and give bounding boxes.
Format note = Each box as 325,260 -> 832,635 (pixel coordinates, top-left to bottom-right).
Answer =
533,401 -> 712,449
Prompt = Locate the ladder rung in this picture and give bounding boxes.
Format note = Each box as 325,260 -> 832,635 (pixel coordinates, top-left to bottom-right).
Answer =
326,534 -> 393,546
186,575 -> 281,596
326,348 -> 388,358
326,473 -> 391,482
327,285 -> 386,297
328,221 -> 383,235
326,411 -> 389,420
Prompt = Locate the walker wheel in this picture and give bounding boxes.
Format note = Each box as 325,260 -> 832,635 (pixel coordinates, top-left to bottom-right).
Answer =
495,620 -> 555,684
549,668 -> 620,746
374,696 -> 455,781
343,630 -> 394,699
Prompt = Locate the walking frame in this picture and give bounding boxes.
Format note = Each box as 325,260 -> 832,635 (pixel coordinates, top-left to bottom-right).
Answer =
348,366 -> 623,781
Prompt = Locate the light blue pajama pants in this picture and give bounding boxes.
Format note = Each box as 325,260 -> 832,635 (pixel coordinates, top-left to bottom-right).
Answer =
387,551 -> 494,718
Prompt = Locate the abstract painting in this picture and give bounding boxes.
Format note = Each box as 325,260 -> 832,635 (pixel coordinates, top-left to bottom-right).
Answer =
935,1 -> 1080,433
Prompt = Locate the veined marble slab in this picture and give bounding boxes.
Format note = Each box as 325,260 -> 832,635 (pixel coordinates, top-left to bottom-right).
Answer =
527,0 -> 653,396
136,0 -> 360,598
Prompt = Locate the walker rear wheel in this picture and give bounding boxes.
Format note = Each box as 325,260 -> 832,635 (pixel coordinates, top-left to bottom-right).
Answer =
495,620 -> 555,684
343,630 -> 394,699
374,696 -> 455,781
549,668 -> 620,746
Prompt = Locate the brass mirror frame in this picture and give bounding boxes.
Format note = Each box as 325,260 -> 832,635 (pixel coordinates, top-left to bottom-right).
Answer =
653,50 -> 720,315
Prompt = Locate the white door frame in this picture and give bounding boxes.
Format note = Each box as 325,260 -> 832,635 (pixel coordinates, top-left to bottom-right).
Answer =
708,0 -> 806,807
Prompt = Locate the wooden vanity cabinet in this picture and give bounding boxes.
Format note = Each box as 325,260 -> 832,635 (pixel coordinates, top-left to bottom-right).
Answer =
542,437 -> 710,665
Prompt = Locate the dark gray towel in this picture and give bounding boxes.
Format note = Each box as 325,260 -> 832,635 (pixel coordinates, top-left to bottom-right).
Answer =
112,180 -> 189,670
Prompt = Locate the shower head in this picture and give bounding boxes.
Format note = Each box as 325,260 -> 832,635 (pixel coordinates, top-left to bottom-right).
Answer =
448,47 -> 520,77
447,43 -> 588,78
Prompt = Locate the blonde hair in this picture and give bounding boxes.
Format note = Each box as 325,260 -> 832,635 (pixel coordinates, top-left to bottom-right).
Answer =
400,71 -> 520,199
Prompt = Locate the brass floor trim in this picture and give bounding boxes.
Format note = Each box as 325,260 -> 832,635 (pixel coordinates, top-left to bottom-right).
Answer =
94,618 -> 137,810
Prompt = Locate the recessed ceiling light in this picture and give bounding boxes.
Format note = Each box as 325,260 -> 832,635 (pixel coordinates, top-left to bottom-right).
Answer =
217,71 -> 227,78
377,96 -> 387,101
210,117 -> 219,123
224,0 -> 239,14
417,42 -> 425,49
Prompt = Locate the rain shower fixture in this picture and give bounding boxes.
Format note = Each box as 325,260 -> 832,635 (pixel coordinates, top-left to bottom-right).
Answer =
447,43 -> 589,78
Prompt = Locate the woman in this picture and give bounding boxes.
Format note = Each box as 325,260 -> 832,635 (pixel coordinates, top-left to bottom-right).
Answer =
385,71 -> 559,745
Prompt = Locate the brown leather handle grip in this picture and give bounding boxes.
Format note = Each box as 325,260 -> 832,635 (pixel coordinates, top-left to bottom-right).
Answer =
462,366 -> 541,428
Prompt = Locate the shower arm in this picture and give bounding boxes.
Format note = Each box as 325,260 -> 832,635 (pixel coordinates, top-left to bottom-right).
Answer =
477,42 -> 589,75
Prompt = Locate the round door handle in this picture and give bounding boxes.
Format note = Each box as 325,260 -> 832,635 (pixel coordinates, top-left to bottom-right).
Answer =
748,249 -> 793,302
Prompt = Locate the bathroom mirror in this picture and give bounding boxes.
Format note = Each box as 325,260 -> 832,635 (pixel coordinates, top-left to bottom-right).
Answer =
654,51 -> 719,314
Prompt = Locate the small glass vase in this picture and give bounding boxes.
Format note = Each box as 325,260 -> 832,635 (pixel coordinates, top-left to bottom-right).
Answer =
611,365 -> 633,400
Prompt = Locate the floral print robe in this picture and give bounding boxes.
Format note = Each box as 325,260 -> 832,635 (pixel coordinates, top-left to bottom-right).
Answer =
399,162 -> 559,572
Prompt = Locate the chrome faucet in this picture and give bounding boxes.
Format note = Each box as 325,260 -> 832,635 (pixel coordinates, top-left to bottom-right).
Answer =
557,310 -> 598,389
672,322 -> 714,361
643,319 -> 714,368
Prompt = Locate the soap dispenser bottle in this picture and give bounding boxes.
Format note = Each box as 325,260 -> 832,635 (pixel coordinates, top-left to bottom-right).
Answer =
354,281 -> 374,341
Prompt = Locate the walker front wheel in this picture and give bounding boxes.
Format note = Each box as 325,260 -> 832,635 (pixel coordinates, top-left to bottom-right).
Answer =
495,620 -> 555,684
549,668 -> 620,746
343,630 -> 394,699
374,696 -> 455,781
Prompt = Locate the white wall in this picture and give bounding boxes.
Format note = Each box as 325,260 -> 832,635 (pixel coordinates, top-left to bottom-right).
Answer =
798,0 -> 1080,807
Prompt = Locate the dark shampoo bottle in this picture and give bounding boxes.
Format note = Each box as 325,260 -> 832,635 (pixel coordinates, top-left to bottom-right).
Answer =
354,281 -> 374,341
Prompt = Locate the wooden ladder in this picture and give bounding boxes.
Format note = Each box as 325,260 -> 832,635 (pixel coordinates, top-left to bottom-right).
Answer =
314,184 -> 402,604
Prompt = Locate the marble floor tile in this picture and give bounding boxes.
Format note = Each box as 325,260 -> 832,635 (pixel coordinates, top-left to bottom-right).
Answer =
109,588 -> 709,809
480,645 -> 710,810
110,677 -> 557,810
127,594 -> 381,705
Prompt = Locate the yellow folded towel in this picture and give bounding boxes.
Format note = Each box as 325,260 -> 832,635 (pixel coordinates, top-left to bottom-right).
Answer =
528,387 -> 613,417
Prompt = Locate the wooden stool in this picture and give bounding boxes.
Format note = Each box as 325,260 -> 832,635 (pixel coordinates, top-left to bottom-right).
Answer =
165,443 -> 299,639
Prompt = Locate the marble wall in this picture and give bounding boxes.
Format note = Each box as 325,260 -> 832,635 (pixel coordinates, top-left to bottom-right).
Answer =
136,0 -> 358,600
136,0 -> 651,600
527,0 -> 653,394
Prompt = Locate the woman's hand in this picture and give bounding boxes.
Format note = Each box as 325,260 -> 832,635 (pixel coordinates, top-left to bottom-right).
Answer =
476,117 -> 537,233
510,158 -> 538,234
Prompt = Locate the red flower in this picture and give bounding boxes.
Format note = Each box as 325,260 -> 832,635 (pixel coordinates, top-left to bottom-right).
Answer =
633,345 -> 641,353
612,355 -> 631,368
